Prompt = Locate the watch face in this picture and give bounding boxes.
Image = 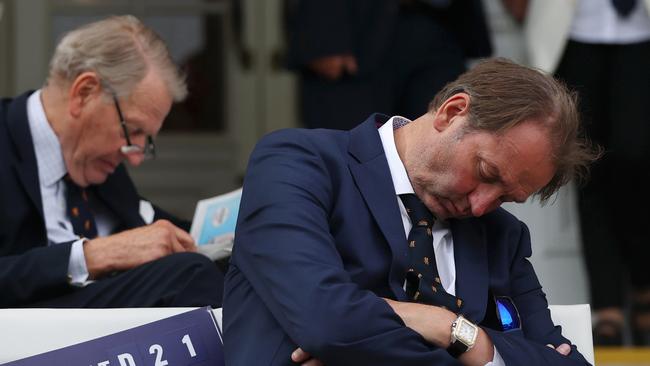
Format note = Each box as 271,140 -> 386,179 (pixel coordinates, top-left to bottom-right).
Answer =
457,319 -> 477,344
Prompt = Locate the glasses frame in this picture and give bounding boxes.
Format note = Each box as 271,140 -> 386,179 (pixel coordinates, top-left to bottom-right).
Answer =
111,93 -> 156,160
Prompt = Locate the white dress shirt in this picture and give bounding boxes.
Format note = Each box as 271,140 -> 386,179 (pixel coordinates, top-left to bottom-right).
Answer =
26,90 -> 118,285
378,116 -> 505,365
570,0 -> 650,44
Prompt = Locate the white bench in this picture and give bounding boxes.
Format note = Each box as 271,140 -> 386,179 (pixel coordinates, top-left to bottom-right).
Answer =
0,305 -> 593,364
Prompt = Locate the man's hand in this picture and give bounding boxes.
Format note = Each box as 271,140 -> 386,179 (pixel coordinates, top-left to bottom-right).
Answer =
547,343 -> 572,356
308,54 -> 358,80
292,348 -> 324,366
83,219 -> 196,279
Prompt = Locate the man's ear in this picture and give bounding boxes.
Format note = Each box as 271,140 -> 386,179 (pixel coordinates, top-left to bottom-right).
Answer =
433,93 -> 470,132
68,71 -> 102,118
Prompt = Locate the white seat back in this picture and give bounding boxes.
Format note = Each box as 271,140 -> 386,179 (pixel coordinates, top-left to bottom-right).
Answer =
549,304 -> 594,364
0,305 -> 590,364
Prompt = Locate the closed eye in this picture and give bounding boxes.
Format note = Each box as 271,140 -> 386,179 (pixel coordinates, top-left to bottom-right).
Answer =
478,160 -> 500,184
124,123 -> 147,137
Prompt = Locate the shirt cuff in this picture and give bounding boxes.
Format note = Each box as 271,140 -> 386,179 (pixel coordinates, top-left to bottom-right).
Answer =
139,199 -> 155,224
484,346 -> 505,366
67,238 -> 95,287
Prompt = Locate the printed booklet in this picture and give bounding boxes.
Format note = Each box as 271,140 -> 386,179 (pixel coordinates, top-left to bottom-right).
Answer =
190,188 -> 242,260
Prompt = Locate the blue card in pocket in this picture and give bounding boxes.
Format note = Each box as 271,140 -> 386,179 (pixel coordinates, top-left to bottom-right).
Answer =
495,296 -> 521,332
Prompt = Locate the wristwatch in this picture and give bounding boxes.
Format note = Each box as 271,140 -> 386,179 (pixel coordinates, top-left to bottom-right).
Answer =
447,314 -> 478,358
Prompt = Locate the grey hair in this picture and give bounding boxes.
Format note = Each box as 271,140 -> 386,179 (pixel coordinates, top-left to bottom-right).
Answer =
47,15 -> 187,101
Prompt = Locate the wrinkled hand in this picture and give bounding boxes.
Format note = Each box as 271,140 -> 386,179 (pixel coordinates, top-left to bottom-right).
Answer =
547,343 -> 572,356
84,219 -> 196,279
308,54 -> 357,80
292,348 -> 324,366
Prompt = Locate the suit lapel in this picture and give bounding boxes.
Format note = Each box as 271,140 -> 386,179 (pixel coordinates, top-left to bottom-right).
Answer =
346,115 -> 492,310
6,92 -> 44,218
451,218 -> 489,322
348,115 -> 409,298
5,92 -> 145,233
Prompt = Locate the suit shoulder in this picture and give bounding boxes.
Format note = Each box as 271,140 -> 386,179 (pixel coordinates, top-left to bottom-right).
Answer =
484,207 -> 520,223
0,96 -> 16,131
259,127 -> 345,143
479,207 -> 526,236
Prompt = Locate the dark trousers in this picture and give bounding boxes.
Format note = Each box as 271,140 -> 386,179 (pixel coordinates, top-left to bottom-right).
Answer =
31,252 -> 224,308
555,40 -> 650,309
300,9 -> 465,130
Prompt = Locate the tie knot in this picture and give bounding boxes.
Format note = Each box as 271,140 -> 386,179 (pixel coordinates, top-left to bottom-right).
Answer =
400,194 -> 434,227
63,175 -> 86,198
612,0 -> 637,17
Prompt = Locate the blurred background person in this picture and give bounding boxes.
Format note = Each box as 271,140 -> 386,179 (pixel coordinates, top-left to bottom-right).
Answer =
507,0 -> 650,346
284,0 -> 492,130
0,15 -> 224,309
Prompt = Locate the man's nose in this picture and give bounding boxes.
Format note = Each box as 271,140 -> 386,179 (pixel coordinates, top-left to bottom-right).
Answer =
468,186 -> 503,217
123,151 -> 145,166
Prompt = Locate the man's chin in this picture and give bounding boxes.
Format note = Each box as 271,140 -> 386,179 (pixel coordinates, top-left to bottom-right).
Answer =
434,205 -> 474,220
434,211 -> 469,220
86,171 -> 110,186
429,196 -> 462,220
453,212 -> 474,219
429,205 -> 452,220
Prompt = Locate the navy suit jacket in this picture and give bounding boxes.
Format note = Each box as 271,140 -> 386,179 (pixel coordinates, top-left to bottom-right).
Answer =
0,91 -> 188,307
224,115 -> 591,365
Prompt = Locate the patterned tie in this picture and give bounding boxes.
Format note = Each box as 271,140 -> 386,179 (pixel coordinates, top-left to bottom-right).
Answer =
400,194 -> 462,312
612,0 -> 637,17
64,176 -> 98,239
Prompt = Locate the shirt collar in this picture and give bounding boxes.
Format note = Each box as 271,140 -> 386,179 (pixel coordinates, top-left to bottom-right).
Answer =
378,116 -> 415,196
380,116 -> 451,230
27,90 -> 68,186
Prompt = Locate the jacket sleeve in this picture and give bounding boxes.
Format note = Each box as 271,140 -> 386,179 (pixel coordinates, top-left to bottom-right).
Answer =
231,130 -> 459,365
484,220 -> 591,365
0,242 -> 74,307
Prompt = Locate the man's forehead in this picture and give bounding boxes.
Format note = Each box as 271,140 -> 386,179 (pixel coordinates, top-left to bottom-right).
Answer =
481,126 -> 556,197
124,78 -> 172,116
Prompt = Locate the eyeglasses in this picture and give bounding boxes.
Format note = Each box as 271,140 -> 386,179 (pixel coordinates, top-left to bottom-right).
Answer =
112,94 -> 156,160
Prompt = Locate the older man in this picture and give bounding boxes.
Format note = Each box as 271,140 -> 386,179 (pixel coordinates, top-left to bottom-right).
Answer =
0,15 -> 223,308
224,58 -> 596,365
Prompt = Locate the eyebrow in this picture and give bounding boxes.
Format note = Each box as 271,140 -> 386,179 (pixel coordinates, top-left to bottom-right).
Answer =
125,123 -> 146,134
122,117 -> 154,137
